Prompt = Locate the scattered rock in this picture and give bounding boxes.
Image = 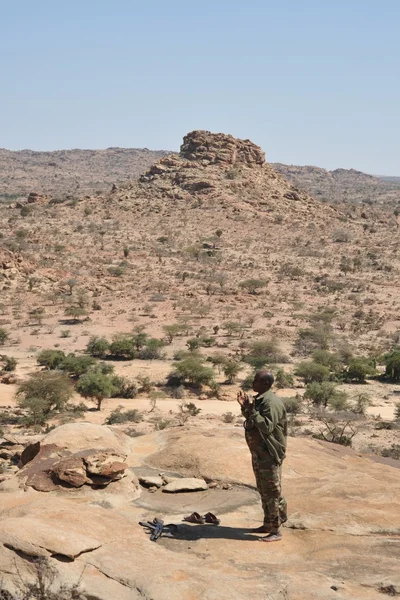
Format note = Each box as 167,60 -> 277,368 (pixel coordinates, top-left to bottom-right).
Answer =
139,475 -> 164,488
162,477 -> 208,493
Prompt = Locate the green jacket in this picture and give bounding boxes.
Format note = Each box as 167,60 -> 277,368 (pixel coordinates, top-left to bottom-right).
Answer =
243,390 -> 287,465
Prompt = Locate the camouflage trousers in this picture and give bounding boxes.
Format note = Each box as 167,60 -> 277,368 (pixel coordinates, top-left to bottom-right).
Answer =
251,452 -> 287,532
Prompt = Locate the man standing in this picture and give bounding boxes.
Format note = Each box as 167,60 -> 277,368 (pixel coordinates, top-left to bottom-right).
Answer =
237,371 -> 287,542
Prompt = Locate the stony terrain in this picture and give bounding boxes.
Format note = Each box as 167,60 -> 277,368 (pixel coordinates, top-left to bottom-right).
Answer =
2,141 -> 399,208
272,163 -> 400,205
0,130 -> 399,599
0,147 -> 170,202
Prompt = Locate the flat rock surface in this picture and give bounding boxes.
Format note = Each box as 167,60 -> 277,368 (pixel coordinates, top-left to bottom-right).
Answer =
0,422 -> 399,600
162,477 -> 208,493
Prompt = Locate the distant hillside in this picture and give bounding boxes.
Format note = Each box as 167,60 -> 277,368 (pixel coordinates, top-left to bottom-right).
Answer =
1,144 -> 399,207
0,147 -> 171,201
272,163 -> 400,205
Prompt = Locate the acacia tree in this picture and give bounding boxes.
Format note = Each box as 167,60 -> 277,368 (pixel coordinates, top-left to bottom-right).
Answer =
17,372 -> 73,424
76,371 -> 116,410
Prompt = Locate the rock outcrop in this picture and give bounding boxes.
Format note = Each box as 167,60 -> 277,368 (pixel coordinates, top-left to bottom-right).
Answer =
180,130 -> 265,166
1,423 -> 139,500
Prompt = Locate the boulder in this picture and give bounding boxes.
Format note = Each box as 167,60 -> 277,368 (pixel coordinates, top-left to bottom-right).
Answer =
52,456 -> 88,488
162,477 -> 208,493
138,475 -> 164,488
41,422 -> 132,455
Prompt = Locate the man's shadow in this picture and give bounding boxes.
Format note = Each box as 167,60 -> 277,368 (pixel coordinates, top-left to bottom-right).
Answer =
162,523 -> 262,542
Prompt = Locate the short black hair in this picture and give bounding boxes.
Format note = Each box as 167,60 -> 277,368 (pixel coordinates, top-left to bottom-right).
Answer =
255,370 -> 274,388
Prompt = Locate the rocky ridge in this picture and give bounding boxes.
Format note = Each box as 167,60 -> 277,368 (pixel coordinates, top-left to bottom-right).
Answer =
273,163 -> 400,205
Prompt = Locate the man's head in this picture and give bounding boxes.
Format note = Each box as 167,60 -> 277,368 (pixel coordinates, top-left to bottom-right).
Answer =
252,370 -> 274,394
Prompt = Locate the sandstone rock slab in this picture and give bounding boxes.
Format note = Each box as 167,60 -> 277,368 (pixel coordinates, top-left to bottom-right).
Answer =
162,477 -> 208,493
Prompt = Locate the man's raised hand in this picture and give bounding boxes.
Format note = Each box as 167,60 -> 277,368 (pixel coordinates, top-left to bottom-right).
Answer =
237,390 -> 252,407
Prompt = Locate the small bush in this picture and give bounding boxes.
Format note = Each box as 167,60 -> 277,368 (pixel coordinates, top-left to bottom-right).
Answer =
304,381 -> 339,408
395,403 -> 400,420
37,349 -> 66,370
245,339 -> 286,369
0,355 -> 17,373
328,391 -> 349,412
87,336 -> 110,358
295,361 -> 330,383
0,327 -> 9,345
381,444 -> 400,460
239,279 -> 268,294
17,372 -> 73,424
343,358 -> 377,383
172,356 -> 215,387
222,359 -> 241,383
282,396 -> 302,415
110,376 -> 137,398
105,406 -> 142,425
137,374 -> 154,393
275,369 -> 294,389
222,411 -> 236,423
138,338 -> 165,360
383,349 -> 400,381
109,336 -> 136,360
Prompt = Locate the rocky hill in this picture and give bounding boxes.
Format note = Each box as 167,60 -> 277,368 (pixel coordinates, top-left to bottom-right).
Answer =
272,163 -> 400,205
0,147 -> 170,202
2,140 -> 399,208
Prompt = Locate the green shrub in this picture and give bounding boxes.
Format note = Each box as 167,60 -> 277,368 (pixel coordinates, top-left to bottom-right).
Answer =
17,372 -> 73,424
328,391 -> 349,412
86,336 -> 110,358
304,381 -> 339,408
275,369 -> 294,389
138,338 -> 165,360
137,375 -> 154,393
282,396 -> 302,415
163,323 -> 186,343
241,373 -> 254,391
294,326 -> 331,355
384,349 -> 400,381
105,407 -> 142,425
186,337 -> 201,351
110,376 -> 137,398
172,357 -> 215,387
245,339 -> 286,369
222,360 -> 241,383
352,393 -> 371,416
0,355 -> 17,372
395,403 -> 400,420
109,336 -> 136,360
0,327 -> 9,345
37,349 -> 66,370
64,306 -> 88,322
60,354 -> 96,378
295,361 -> 330,383
312,350 -> 342,371
344,358 -> 377,383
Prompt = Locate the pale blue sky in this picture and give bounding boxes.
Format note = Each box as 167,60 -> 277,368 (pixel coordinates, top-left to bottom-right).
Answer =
1,0 -> 399,173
